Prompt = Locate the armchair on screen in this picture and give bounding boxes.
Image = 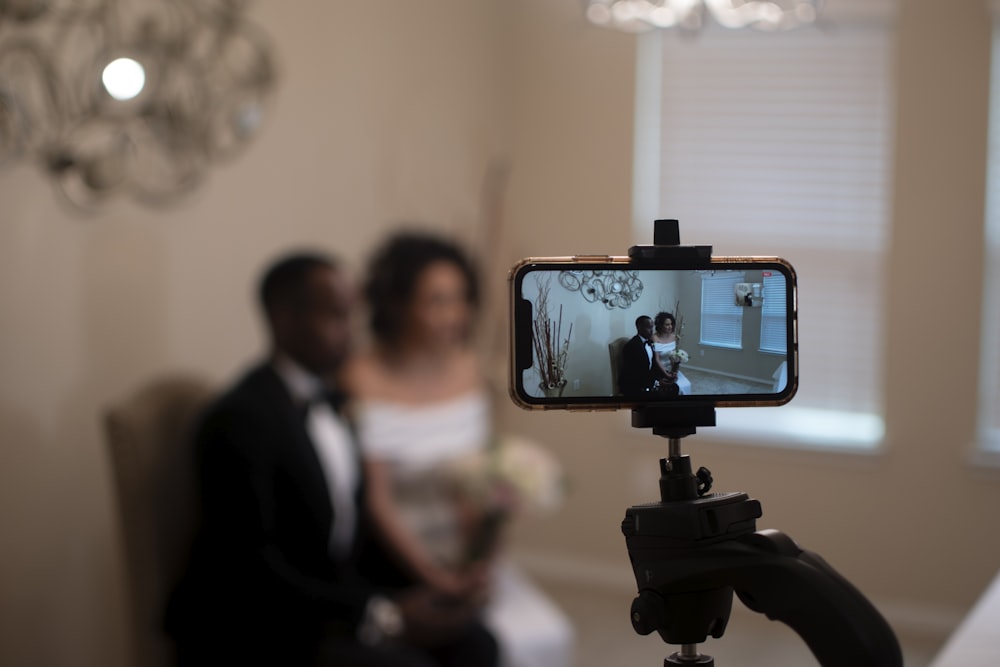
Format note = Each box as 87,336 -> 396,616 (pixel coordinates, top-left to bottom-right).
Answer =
608,336 -> 630,396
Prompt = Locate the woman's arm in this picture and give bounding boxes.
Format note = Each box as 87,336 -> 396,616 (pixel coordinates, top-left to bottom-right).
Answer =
345,352 -> 486,598
651,350 -> 676,381
364,458 -> 472,597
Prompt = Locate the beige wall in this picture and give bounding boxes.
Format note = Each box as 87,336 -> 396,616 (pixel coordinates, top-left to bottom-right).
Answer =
0,2 -> 508,665
498,0 -> 1000,645
1,0 -> 998,665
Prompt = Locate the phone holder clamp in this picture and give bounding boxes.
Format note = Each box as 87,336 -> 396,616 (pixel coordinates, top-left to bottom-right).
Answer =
628,218 -> 713,266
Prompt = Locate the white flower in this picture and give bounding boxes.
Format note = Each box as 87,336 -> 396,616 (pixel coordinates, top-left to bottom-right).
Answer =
449,434 -> 566,516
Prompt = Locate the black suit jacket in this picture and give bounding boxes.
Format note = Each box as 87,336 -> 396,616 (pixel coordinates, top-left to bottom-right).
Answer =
166,363 -> 408,662
618,335 -> 655,397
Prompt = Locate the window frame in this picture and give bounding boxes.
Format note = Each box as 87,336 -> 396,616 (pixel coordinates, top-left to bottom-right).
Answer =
975,16 -> 1000,465
759,272 -> 787,355
631,13 -> 894,452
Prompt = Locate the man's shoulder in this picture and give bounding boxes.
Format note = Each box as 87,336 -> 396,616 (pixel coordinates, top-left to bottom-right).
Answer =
192,363 -> 298,461
228,362 -> 283,398
200,363 -> 288,425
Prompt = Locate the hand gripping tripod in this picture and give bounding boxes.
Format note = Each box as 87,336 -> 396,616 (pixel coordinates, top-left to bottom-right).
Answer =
621,221 -> 902,666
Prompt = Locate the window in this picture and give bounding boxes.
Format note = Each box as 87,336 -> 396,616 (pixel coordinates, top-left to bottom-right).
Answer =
979,17 -> 1000,456
700,272 -> 744,349
759,272 -> 786,354
633,2 -> 895,447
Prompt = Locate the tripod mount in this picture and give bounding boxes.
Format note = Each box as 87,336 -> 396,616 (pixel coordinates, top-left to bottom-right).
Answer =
621,221 -> 902,666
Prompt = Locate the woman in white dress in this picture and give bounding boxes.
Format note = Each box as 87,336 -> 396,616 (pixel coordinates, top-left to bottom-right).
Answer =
342,232 -> 573,667
652,311 -> 692,395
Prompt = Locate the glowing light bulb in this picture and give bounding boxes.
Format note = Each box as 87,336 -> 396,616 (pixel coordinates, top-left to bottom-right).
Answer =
102,58 -> 146,101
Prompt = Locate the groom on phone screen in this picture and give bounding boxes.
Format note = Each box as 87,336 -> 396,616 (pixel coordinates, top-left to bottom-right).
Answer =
618,315 -> 657,397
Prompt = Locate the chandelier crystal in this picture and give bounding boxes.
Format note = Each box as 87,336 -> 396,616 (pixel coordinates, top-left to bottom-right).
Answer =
585,0 -> 822,33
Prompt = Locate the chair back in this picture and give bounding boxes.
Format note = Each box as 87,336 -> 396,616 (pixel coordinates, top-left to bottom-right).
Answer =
104,374 -> 214,667
608,336 -> 630,396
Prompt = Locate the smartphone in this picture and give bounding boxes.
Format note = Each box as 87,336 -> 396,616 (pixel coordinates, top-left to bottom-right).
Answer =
510,255 -> 797,410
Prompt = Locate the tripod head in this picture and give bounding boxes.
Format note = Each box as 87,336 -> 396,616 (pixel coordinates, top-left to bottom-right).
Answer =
623,417 -> 903,667
621,221 -> 902,667
626,406 -> 759,667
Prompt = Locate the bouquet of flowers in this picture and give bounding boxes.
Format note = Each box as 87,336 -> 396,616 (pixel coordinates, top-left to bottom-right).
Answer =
665,347 -> 689,376
449,434 -> 565,561
667,348 -> 689,365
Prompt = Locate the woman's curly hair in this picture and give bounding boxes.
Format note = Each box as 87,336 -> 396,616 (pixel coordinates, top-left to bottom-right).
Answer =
363,231 -> 479,345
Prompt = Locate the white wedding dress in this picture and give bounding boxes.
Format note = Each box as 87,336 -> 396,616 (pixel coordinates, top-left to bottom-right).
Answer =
356,390 -> 574,667
653,340 -> 692,395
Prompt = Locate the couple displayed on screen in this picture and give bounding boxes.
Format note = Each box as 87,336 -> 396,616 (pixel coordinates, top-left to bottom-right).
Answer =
618,312 -> 692,397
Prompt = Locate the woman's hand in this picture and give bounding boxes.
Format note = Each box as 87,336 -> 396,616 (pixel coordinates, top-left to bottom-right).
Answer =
424,563 -> 492,604
461,559 -> 493,608
396,586 -> 479,649
425,568 -> 473,598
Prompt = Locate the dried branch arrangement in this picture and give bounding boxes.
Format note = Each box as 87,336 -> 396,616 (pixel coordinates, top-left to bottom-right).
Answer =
672,298 -> 685,341
532,275 -> 572,393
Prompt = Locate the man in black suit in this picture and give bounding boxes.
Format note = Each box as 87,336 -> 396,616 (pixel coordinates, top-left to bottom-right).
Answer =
166,253 -> 497,667
618,315 -> 656,397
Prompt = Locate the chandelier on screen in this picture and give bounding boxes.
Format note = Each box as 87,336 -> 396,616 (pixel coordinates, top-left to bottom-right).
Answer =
584,0 -> 822,32
0,0 -> 276,212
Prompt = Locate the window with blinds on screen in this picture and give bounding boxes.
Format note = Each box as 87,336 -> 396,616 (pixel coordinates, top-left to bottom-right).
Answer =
633,3 -> 895,447
979,16 -> 1000,455
700,272 -> 744,349
760,273 -> 787,355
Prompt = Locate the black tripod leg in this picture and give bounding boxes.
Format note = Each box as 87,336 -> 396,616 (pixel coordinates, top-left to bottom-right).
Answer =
730,530 -> 903,667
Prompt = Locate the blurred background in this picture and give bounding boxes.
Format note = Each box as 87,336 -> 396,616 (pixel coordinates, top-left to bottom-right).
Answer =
1,0 -> 998,665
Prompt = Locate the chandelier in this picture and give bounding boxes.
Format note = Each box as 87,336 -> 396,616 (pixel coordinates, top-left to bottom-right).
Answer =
0,0 -> 275,212
584,0 -> 822,33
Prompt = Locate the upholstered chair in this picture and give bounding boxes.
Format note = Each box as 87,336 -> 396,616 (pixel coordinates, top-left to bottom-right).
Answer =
104,375 -> 214,667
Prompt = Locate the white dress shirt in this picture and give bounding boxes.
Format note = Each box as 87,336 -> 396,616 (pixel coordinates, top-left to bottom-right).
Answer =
273,355 -> 359,559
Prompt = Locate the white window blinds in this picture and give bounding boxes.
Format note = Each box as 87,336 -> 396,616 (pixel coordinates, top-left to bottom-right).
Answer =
634,5 -> 894,446
760,272 -> 786,354
700,272 -> 744,348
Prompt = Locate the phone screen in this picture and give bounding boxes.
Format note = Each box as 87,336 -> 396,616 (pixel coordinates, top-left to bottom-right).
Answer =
511,258 -> 797,408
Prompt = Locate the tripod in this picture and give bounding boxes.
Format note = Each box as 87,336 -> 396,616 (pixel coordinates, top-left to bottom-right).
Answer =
620,220 -> 902,666
623,409 -> 903,666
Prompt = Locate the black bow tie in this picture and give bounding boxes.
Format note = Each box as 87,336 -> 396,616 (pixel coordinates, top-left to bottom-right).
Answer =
322,388 -> 348,413
645,339 -> 654,347
304,387 -> 348,416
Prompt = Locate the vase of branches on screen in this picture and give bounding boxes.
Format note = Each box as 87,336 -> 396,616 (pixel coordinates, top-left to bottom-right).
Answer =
533,276 -> 572,397
671,298 -> 686,344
